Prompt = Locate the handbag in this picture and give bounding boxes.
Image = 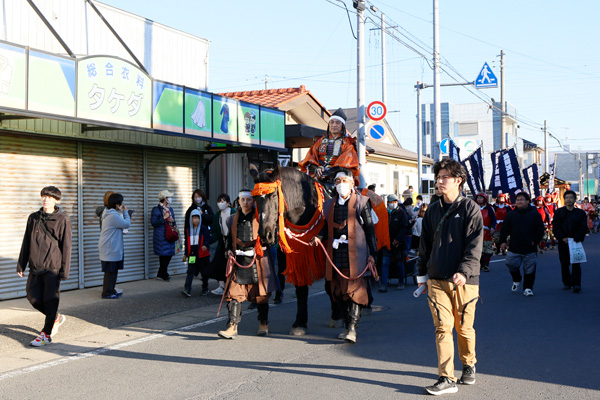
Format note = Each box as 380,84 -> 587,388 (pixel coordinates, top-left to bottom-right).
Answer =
165,221 -> 179,242
567,238 -> 587,264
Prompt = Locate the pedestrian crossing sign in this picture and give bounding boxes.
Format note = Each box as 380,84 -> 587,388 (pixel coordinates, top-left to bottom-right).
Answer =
474,62 -> 498,88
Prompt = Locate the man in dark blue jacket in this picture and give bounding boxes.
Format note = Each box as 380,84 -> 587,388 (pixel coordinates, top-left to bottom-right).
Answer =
552,190 -> 588,293
499,192 -> 545,296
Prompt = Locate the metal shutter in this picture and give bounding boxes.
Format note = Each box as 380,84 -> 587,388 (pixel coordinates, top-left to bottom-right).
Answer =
0,134 -> 79,300
82,144 -> 145,287
146,150 -> 198,277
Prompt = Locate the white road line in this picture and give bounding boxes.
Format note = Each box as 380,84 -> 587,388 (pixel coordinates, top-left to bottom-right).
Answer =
0,290 -> 326,382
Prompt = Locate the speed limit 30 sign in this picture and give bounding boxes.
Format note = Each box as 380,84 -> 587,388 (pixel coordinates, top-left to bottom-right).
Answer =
367,101 -> 387,121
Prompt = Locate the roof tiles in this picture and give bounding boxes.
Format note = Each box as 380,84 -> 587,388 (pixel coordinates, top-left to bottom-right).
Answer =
219,85 -> 308,108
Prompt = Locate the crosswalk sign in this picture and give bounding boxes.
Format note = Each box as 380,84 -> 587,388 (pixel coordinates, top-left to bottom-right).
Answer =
474,62 -> 498,88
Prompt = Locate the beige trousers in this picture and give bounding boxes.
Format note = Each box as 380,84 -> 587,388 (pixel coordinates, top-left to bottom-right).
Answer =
427,279 -> 479,381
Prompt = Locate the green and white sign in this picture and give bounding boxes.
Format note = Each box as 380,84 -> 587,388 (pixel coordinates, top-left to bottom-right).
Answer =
153,81 -> 183,133
260,107 -> 285,149
77,56 -> 151,128
238,101 -> 260,146
29,51 -> 75,117
185,88 -> 212,138
213,95 -> 238,141
0,42 -> 26,110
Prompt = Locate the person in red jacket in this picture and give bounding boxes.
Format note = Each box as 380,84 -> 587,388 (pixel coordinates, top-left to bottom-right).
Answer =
534,196 -> 551,253
476,193 -> 496,272
544,193 -> 558,249
493,193 -> 510,255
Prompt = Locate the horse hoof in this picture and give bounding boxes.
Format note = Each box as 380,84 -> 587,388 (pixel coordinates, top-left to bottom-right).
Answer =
289,326 -> 307,336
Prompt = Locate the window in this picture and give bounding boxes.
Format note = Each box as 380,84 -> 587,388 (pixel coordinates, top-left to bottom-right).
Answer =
458,122 -> 478,136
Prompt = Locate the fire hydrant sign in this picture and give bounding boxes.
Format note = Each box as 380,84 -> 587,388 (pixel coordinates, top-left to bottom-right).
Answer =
367,101 -> 387,121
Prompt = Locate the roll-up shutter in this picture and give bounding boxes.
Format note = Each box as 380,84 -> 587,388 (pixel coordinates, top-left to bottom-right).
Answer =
82,144 -> 145,287
146,150 -> 198,277
0,134 -> 79,300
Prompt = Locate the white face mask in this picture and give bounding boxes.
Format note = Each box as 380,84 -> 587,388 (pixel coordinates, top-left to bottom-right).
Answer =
336,183 -> 352,198
165,197 -> 172,205
217,201 -> 228,210
195,197 -> 202,205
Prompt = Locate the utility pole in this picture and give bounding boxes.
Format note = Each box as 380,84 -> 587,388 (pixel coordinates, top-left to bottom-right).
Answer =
381,13 -> 386,105
416,82 -> 424,194
500,50 -> 506,149
355,0 -> 367,187
544,120 -> 549,174
433,0 -> 441,160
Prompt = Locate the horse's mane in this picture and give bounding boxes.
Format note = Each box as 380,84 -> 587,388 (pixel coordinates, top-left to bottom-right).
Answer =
255,166 -> 319,226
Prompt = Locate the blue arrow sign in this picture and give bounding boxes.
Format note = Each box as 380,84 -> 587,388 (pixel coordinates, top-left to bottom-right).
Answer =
440,138 -> 449,154
369,124 -> 385,140
474,62 -> 498,88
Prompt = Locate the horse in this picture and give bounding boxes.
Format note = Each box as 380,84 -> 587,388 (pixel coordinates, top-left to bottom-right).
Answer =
251,165 -> 332,335
251,165 -> 391,335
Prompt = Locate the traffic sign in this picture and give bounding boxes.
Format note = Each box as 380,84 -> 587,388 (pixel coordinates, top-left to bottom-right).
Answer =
440,138 -> 449,154
369,123 -> 386,141
367,101 -> 387,121
474,62 -> 498,88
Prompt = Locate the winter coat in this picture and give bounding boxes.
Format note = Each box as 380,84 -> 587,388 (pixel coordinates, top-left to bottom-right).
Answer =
388,205 -> 409,243
553,206 -> 588,243
211,207 -> 236,247
499,205 -> 545,254
96,206 -> 106,229
418,197 -> 483,285
151,203 -> 176,256
99,208 -> 131,262
17,207 -> 73,280
184,202 -> 214,232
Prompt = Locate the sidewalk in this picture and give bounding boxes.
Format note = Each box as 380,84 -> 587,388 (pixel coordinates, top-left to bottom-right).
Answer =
0,275 -> 231,356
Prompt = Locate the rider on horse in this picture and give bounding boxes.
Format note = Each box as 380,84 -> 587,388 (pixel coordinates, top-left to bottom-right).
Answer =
298,108 -> 360,188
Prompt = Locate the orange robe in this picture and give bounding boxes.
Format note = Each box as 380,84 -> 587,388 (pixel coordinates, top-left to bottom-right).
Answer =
299,135 -> 360,186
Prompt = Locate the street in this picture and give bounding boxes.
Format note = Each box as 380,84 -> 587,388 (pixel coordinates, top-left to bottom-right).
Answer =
1,234 -> 599,399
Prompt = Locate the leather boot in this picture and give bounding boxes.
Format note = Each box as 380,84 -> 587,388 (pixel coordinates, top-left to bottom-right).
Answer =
218,301 -> 241,339
338,301 -> 351,340
344,302 -> 362,343
257,303 -> 269,336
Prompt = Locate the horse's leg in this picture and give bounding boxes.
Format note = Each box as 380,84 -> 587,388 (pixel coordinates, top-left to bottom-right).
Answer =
289,285 -> 309,335
325,280 -> 344,328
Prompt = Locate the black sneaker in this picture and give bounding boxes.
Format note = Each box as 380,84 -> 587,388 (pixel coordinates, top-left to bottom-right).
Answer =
460,365 -> 476,385
425,377 -> 458,396
573,286 -> 581,293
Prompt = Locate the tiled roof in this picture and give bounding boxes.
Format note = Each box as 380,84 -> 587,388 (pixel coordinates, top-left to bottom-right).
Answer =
219,85 -> 309,108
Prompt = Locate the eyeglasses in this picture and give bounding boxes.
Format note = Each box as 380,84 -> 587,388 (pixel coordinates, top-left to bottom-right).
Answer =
435,175 -> 455,181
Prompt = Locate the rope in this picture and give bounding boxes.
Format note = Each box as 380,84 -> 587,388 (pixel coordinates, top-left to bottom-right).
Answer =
289,234 -> 378,281
217,254 -> 257,317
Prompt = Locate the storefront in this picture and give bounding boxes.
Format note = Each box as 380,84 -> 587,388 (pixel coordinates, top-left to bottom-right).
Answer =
0,2 -> 285,299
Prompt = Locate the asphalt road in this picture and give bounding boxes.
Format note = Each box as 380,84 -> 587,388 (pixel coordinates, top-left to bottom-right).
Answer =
1,234 -> 599,399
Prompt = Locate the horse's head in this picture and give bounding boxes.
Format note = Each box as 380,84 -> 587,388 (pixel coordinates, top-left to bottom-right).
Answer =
250,164 -> 281,247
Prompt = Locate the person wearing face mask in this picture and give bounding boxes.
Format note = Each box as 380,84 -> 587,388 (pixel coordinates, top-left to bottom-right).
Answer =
310,169 -> 377,343
98,193 -> 130,299
379,194 -> 409,292
151,190 -> 177,281
210,193 -> 236,295
185,189 -> 214,233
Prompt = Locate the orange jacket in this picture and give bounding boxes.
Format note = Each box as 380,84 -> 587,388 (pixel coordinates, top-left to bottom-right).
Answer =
299,135 -> 360,185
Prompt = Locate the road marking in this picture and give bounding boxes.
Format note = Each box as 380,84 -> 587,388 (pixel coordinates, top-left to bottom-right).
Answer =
0,290 -> 326,382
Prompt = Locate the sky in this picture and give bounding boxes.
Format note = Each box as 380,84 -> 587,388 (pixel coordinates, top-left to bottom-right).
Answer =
101,0 -> 600,155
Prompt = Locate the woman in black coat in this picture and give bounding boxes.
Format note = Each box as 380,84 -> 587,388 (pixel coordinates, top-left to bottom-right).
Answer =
184,189 -> 214,233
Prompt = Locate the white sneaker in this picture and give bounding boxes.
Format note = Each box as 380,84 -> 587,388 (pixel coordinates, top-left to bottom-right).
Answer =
211,286 -> 224,295
51,314 -> 66,337
523,289 -> 534,297
511,281 -> 521,292
30,332 -> 51,347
